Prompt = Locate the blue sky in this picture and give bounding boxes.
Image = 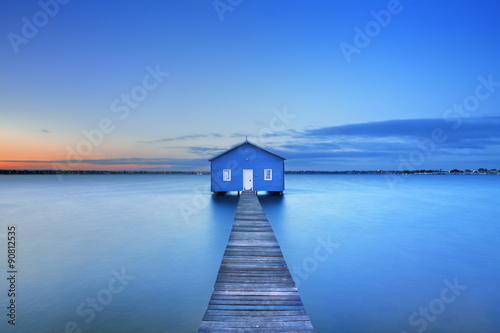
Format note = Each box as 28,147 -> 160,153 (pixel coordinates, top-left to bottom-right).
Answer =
1,0 -> 499,171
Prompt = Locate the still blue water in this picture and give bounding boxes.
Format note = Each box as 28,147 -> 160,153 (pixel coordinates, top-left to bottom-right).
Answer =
0,174 -> 499,332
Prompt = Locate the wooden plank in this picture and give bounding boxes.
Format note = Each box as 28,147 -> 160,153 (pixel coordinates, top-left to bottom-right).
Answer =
203,310 -> 308,317
199,191 -> 314,332
209,300 -> 304,306
200,315 -> 312,323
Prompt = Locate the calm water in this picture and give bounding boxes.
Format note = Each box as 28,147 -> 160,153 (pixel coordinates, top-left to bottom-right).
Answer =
0,174 -> 499,332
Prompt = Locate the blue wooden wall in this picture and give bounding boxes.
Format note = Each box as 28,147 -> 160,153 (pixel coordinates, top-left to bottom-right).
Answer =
210,143 -> 284,192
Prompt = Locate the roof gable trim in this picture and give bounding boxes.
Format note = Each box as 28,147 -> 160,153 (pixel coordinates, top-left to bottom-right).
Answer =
208,140 -> 286,161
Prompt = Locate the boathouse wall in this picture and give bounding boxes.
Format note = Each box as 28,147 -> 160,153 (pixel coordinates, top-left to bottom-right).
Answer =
209,141 -> 285,193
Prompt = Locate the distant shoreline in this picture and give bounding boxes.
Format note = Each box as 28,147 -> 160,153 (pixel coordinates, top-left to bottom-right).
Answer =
0,169 -> 498,175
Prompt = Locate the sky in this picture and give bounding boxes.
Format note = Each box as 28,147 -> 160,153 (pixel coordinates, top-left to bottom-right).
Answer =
1,0 -> 500,171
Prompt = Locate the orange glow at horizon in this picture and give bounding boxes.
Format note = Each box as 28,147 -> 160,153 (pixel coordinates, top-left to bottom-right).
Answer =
0,162 -> 174,171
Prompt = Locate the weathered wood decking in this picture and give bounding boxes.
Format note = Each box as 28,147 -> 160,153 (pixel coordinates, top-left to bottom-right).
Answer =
199,191 -> 314,332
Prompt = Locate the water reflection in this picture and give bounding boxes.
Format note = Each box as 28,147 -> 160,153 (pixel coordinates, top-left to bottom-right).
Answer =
4,175 -> 499,332
208,194 -> 239,222
208,192 -> 286,219
257,192 -> 285,221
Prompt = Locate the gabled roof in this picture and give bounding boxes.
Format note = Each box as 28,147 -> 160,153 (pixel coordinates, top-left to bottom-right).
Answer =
208,140 -> 286,161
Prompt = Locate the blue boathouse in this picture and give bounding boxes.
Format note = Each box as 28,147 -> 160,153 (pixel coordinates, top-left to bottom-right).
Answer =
209,140 -> 285,194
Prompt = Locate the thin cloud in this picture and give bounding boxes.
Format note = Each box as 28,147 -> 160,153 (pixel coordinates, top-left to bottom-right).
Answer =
291,116 -> 500,149
140,133 -> 222,144
140,130 -> 292,145
184,146 -> 229,156
4,116 -> 499,171
276,115 -> 500,169
301,118 -> 443,139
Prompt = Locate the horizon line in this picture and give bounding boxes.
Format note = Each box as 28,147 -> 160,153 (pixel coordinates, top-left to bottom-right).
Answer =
1,169 -> 497,174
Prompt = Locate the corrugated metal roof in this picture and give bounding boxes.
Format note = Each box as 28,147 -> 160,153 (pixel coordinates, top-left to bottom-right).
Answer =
208,140 -> 286,161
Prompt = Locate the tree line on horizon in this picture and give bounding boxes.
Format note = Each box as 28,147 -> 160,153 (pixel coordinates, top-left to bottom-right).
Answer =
0,169 -> 498,175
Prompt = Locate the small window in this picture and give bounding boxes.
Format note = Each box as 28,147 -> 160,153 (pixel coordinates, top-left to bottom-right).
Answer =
223,169 -> 231,181
264,169 -> 272,181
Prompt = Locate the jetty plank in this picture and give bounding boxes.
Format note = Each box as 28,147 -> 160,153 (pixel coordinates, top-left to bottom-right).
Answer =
199,191 -> 314,332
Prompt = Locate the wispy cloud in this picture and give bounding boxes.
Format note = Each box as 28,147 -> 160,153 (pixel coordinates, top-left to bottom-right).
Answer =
302,118 -> 439,138
139,133 -> 223,144
292,115 -> 500,149
274,115 -> 500,169
4,116 -> 499,171
135,116 -> 500,170
40,128 -> 50,133
141,131 -> 267,144
183,146 -> 228,156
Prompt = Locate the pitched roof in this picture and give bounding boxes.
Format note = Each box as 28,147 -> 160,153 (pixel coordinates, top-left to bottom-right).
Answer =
208,140 -> 286,161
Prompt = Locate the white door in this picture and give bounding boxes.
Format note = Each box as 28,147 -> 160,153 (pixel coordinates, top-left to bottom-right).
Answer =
243,169 -> 253,190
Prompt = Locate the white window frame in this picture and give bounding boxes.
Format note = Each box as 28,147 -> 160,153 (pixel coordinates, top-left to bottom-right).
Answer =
223,169 -> 231,181
264,169 -> 272,181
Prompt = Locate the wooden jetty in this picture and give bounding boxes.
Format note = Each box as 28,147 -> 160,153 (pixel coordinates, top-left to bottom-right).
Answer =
199,191 -> 314,332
